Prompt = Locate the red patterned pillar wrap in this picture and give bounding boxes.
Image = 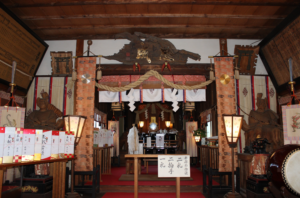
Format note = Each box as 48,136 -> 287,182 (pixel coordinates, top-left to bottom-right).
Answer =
75,57 -> 96,171
214,57 -> 238,172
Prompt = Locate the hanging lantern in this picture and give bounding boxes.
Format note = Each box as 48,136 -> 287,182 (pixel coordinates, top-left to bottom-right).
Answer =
111,102 -> 124,111
183,102 -> 195,112
165,121 -> 171,128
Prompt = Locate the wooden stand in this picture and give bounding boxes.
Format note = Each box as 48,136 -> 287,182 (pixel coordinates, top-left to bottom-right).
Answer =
198,145 -> 219,171
93,146 -> 113,182
237,153 -> 253,198
125,154 -> 187,198
0,158 -> 75,198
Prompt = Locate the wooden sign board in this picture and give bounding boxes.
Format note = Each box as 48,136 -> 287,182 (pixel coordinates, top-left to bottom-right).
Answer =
234,45 -> 259,75
259,5 -> 300,93
158,155 -> 190,177
0,3 -> 48,91
50,51 -> 73,76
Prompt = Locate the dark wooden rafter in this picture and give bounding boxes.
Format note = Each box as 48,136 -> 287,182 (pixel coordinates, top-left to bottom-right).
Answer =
31,24 -> 275,30
21,13 -> 286,20
40,33 -> 269,40
5,0 -> 299,8
99,64 -> 210,76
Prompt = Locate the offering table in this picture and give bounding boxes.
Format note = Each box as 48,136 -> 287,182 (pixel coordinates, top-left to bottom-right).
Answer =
0,158 -> 75,198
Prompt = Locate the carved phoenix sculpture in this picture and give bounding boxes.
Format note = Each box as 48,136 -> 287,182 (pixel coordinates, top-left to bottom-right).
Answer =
104,32 -> 201,65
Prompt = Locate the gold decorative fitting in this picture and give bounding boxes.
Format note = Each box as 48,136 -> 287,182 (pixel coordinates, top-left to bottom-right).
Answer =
220,74 -> 230,85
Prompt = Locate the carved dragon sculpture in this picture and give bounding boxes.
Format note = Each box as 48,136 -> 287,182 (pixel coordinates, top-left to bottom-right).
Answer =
103,32 -> 201,65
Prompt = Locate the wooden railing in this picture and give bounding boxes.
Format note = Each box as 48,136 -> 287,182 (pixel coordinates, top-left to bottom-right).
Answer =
139,140 -> 178,147
199,145 -> 219,170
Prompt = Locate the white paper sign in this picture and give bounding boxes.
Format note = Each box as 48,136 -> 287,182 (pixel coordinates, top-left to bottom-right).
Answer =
41,131 -> 52,160
158,155 -> 190,177
98,130 -> 104,147
147,137 -> 151,147
156,134 -> 164,147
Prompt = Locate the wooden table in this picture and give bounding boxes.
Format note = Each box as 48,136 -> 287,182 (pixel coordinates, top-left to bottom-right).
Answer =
0,158 -> 75,198
125,154 -> 187,198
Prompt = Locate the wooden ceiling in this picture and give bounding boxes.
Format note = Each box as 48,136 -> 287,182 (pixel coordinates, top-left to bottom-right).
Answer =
1,0 -> 299,40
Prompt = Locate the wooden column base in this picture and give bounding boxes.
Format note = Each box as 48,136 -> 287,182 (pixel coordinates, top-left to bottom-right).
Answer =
224,192 -> 243,198
65,192 -> 81,198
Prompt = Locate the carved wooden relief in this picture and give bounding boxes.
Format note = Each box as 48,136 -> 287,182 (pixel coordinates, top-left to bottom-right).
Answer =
104,32 -> 201,65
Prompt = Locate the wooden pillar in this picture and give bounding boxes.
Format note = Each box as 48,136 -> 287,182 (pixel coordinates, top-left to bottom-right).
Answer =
219,38 -> 228,56
52,161 -> 67,198
214,56 -> 237,172
134,157 -> 138,198
176,177 -> 180,198
0,169 -> 3,195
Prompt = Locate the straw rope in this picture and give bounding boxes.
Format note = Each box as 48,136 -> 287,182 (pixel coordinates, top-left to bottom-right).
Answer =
95,70 -> 214,91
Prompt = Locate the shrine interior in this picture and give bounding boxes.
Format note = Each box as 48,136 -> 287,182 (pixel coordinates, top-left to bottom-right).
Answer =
0,1 -> 300,198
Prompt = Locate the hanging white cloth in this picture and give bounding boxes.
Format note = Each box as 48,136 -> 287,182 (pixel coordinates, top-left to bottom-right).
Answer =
127,126 -> 139,154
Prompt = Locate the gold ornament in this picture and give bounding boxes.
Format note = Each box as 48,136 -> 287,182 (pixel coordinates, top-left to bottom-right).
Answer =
220,74 -> 230,85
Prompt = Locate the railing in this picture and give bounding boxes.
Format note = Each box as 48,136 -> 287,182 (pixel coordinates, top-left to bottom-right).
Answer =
139,140 -> 178,147
199,145 -> 219,170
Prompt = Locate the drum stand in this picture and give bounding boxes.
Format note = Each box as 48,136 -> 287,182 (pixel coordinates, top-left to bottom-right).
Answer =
268,182 -> 300,198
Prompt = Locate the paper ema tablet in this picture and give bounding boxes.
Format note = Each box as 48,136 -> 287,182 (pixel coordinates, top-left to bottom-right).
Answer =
41,130 -> 52,160
58,131 -> 65,159
3,127 -> 15,163
64,131 -> 74,158
51,131 -> 59,159
0,127 -> 5,164
99,129 -> 104,147
158,155 -> 190,177
22,129 -> 36,162
14,128 -> 23,162
34,130 -> 43,161
93,130 -> 99,147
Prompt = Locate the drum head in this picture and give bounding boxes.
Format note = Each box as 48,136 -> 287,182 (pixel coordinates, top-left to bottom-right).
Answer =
282,148 -> 300,196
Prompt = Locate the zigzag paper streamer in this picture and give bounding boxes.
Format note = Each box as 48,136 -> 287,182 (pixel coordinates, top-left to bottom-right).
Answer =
171,89 -> 179,112
145,109 -> 148,119
161,111 -> 164,121
127,88 -> 136,112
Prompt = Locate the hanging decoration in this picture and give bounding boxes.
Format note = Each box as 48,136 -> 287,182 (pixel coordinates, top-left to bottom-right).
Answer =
145,109 -> 148,120
96,56 -> 102,80
161,111 -> 164,121
162,61 -> 171,71
140,84 -> 143,103
133,62 -> 141,72
135,103 -> 175,124
161,82 -> 165,103
171,88 -> 179,112
127,88 -> 136,112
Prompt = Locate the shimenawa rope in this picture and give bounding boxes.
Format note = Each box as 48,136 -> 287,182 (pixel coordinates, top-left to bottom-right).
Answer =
95,70 -> 214,92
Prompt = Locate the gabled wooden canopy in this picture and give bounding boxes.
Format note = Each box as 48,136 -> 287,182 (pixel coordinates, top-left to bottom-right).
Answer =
1,0 -> 298,40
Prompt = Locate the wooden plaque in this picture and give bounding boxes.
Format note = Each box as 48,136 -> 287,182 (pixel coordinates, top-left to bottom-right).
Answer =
0,3 -> 48,91
50,51 -> 73,75
259,5 -> 300,93
234,45 -> 259,75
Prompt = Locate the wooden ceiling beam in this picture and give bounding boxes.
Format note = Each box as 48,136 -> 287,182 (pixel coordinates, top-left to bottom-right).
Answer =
99,64 -> 210,76
31,24 -> 275,30
41,33 -> 267,40
21,13 -> 286,20
4,0 -> 299,8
